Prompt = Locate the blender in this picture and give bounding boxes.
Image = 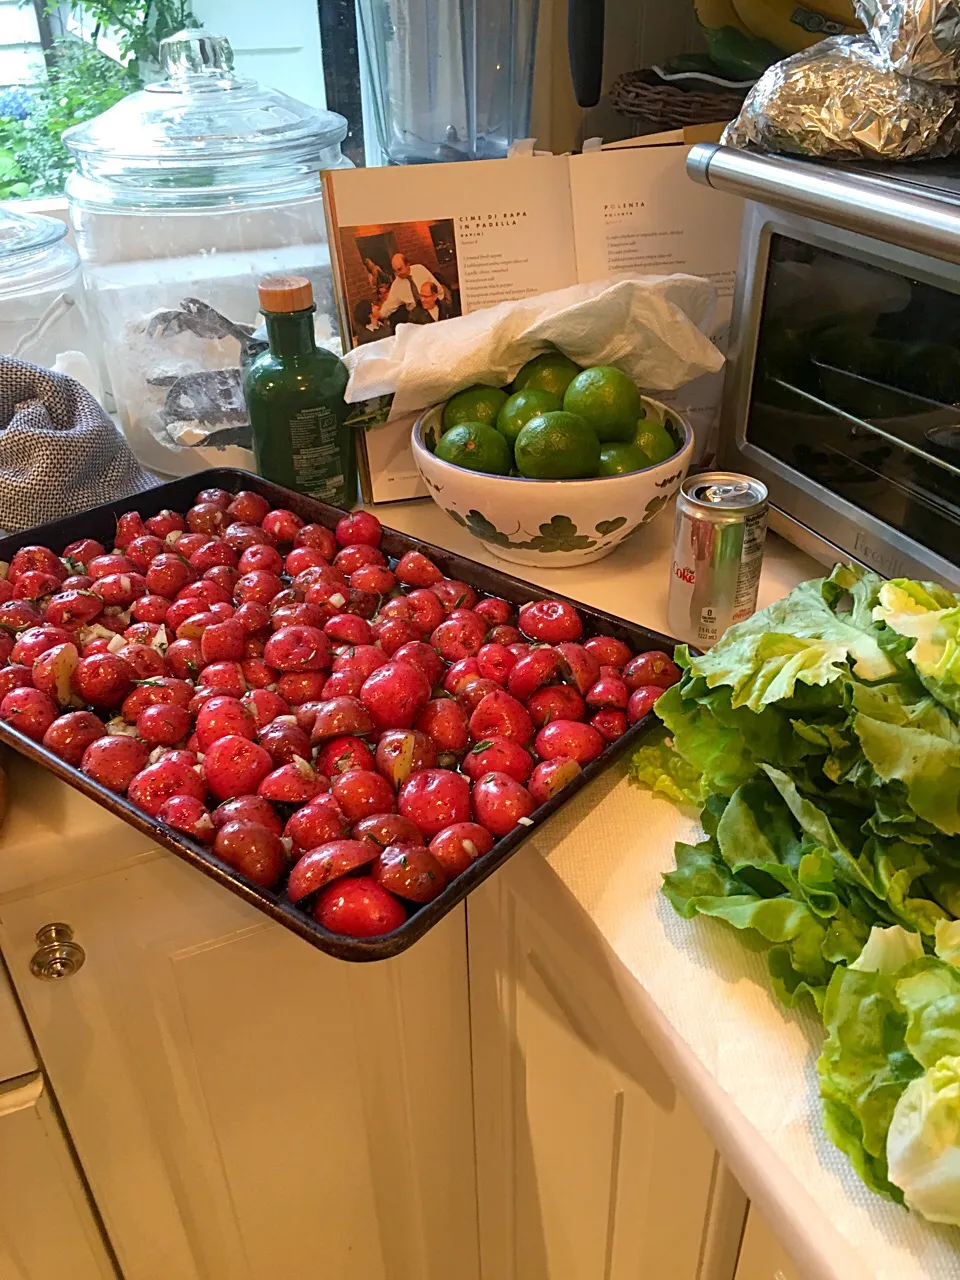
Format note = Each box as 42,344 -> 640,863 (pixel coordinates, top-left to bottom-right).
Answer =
357,0 -> 605,164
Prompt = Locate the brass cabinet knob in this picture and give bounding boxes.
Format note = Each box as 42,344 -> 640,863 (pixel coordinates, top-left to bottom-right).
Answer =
30,923 -> 85,981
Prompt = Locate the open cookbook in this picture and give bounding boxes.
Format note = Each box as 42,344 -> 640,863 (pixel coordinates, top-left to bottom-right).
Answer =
322,138 -> 744,502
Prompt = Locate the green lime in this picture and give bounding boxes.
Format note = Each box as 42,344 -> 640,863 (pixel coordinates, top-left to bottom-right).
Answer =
634,420 -> 677,465
442,385 -> 509,431
496,388 -> 562,445
512,351 -> 582,399
435,422 -> 512,475
598,442 -> 651,476
514,411 -> 600,479
562,366 -> 643,443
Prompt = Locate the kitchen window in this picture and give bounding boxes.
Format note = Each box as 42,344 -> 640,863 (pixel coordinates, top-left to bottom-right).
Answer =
0,0 -> 364,204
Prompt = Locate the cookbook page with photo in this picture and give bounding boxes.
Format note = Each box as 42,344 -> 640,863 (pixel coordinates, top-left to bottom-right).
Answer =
568,145 -> 744,461
324,157 -> 578,352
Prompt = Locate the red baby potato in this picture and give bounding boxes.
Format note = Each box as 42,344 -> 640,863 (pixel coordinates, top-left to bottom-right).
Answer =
157,795 -> 215,845
353,813 -> 425,850
309,696 -> 375,742
360,661 -> 430,731
212,795 -> 284,837
415,699 -> 470,755
315,735 -> 375,777
195,696 -> 256,751
623,651 -> 682,691
471,772 -> 535,837
128,755 -> 206,818
372,843 -> 447,904
585,677 -> 629,710
395,550 -> 443,587
391,640 -> 444,688
295,523 -> 337,559
42,711 -> 105,766
313,877 -> 406,937
534,719 -> 605,765
228,490 -> 271,524
462,737 -> 532,784
375,729 -> 439,789
285,794 -> 351,852
526,683 -> 586,728
468,689 -> 534,746
398,768 -> 471,838
213,821 -> 285,889
518,599 -> 582,643
335,511 -> 382,548
287,840 -> 373,903
590,709 -> 628,742
529,757 -> 582,806
81,734 -> 150,793
331,768 -> 396,822
263,625 -> 331,673
584,635 -> 632,667
428,823 -> 495,877
137,702 -> 191,747
258,758 -> 326,804
202,736 -> 273,802
258,721 -> 312,766
555,642 -> 601,696
627,686 -> 663,724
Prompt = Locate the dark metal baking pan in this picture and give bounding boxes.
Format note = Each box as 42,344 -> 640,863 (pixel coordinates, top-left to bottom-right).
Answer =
0,468 -> 674,961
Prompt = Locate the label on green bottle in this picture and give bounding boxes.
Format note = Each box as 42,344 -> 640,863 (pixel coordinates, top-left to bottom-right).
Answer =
289,404 -> 345,502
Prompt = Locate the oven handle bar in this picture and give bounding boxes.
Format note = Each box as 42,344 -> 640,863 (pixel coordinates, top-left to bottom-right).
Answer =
687,144 -> 960,264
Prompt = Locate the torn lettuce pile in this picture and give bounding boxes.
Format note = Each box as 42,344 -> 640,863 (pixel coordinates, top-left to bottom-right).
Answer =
819,921 -> 960,1221
629,564 -> 960,1223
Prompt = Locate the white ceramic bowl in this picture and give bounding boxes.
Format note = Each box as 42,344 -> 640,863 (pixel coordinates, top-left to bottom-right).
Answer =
411,396 -> 694,568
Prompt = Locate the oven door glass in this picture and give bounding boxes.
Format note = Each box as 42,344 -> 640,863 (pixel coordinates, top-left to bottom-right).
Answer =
746,233 -> 960,566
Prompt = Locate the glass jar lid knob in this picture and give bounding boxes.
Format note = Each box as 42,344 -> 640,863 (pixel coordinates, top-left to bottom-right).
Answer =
156,30 -> 236,83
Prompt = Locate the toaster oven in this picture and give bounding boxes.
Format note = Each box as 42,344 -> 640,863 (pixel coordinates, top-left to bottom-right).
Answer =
688,144 -> 960,590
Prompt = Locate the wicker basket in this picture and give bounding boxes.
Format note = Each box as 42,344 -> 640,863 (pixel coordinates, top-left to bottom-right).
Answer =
610,70 -> 747,130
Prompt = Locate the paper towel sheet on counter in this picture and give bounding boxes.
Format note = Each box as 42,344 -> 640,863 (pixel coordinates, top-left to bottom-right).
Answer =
520,767 -> 960,1280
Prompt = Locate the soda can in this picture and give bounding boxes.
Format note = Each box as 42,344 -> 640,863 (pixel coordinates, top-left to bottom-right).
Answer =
667,472 -> 769,648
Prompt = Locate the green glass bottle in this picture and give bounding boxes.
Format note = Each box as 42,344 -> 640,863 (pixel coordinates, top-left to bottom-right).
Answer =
243,275 -> 356,507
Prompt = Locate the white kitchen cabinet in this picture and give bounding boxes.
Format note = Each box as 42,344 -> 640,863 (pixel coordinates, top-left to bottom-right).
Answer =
735,1207 -> 804,1280
0,849 -> 478,1280
469,846 -> 728,1280
0,1072 -> 116,1280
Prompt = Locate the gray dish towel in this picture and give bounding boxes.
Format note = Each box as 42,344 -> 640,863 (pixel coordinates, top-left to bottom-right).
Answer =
0,356 -> 158,532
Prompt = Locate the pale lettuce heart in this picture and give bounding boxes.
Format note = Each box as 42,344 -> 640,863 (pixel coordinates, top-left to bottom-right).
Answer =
850,925 -> 925,974
887,1056 -> 960,1227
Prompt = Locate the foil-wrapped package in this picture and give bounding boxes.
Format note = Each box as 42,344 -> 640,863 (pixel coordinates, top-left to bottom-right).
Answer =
723,35 -> 960,159
858,0 -> 960,82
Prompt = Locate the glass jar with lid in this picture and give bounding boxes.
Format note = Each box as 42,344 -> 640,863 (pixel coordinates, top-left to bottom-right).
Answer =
0,206 -> 93,373
64,30 -> 352,477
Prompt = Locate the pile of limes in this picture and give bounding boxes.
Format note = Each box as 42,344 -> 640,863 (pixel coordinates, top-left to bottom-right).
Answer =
432,351 -> 679,480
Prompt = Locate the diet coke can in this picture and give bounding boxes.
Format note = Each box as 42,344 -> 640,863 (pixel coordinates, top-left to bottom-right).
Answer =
667,473 -> 769,648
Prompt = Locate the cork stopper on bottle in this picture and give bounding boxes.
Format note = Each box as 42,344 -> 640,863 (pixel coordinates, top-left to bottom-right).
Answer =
258,275 -> 314,313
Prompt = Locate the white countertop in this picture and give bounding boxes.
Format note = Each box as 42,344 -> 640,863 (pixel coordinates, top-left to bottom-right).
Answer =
371,499 -> 960,1280
2,494 -> 955,1276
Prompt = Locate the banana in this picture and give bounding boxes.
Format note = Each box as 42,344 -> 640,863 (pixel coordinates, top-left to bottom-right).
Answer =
694,0 -> 750,35
731,0 -> 860,53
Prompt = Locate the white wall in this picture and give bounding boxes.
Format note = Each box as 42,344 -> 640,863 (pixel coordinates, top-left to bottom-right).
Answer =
0,0 -> 43,88
190,0 -> 326,107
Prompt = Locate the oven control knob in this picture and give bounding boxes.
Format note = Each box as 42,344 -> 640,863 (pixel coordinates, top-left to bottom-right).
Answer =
30,923 -> 85,980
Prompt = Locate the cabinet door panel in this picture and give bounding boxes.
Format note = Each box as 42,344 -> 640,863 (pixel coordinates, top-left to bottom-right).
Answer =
0,1074 -> 115,1280
736,1207 -> 804,1280
469,850 -> 718,1280
0,854 -> 477,1280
